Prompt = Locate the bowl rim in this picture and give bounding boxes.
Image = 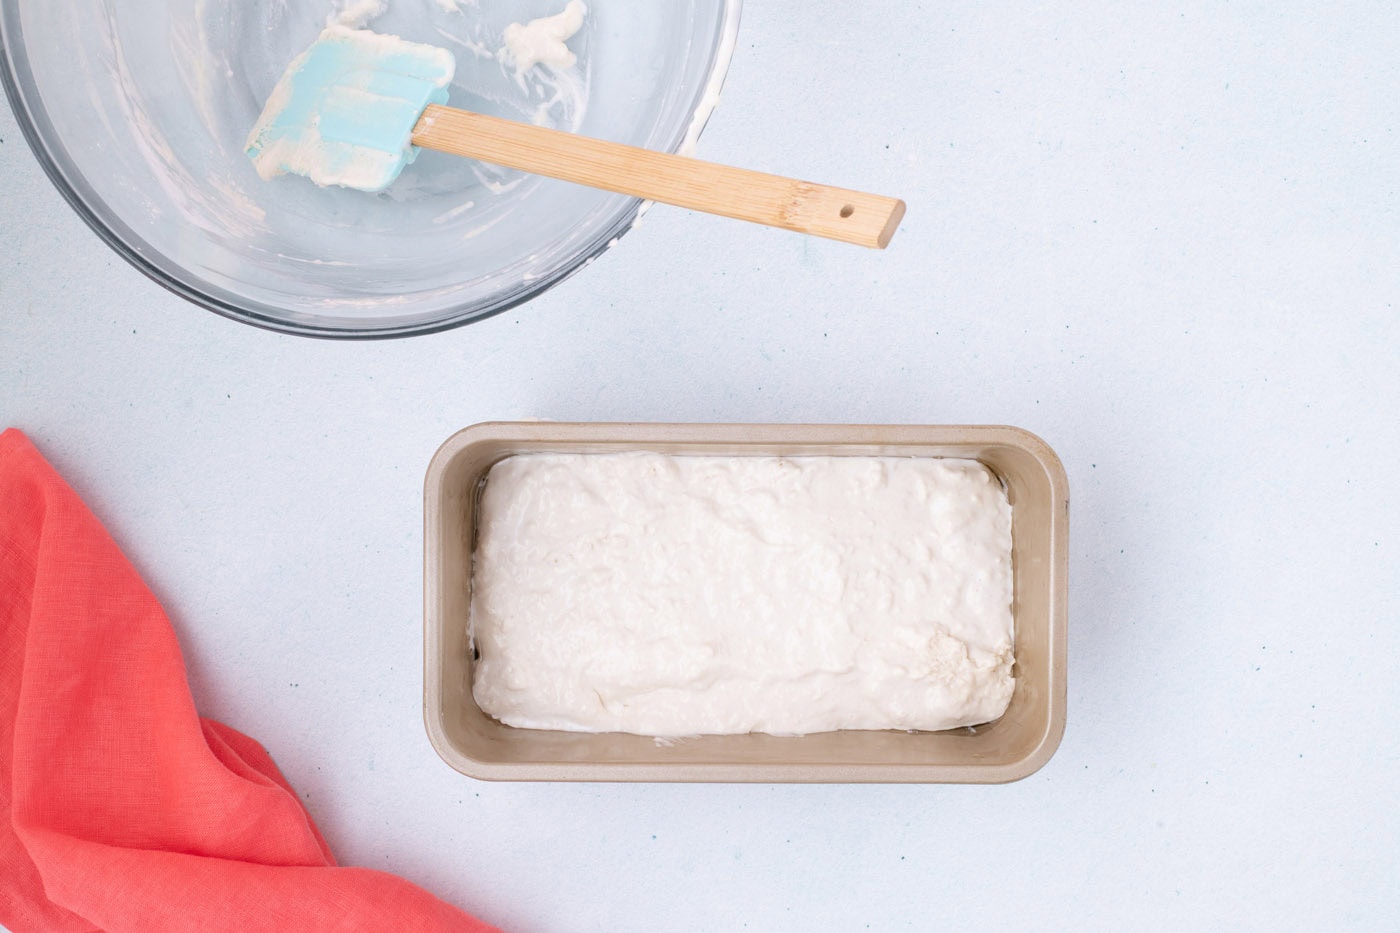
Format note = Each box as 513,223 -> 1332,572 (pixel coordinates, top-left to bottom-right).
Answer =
0,1 -> 743,339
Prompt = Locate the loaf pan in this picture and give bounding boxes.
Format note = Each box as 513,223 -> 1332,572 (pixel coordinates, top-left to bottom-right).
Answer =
424,422 -> 1068,783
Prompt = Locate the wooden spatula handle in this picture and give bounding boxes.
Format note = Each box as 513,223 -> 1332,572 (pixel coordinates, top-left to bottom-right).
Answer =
412,105 -> 904,249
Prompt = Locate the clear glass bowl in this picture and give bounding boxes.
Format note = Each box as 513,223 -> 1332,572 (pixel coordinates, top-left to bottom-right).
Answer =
0,0 -> 740,337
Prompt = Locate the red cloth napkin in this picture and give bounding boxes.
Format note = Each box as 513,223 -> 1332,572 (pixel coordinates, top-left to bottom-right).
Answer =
0,429 -> 497,932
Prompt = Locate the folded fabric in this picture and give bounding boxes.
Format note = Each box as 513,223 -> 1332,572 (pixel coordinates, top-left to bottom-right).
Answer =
0,429 -> 497,932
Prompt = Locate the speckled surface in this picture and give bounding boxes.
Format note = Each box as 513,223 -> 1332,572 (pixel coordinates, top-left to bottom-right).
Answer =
2,3 -> 1398,930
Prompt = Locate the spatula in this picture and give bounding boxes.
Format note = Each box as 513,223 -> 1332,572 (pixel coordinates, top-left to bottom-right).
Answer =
246,27 -> 906,248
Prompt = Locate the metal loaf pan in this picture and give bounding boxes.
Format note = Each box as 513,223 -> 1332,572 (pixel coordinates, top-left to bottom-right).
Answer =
425,422 -> 1068,783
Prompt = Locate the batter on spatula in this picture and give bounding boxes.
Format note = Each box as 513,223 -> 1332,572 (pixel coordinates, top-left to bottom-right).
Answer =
246,26 -> 455,190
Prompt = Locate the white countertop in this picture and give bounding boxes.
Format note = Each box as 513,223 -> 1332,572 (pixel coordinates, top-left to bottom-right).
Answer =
3,4 -> 1397,930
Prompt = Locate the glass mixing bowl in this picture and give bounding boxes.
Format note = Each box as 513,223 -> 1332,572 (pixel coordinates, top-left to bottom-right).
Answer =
1,0 -> 740,337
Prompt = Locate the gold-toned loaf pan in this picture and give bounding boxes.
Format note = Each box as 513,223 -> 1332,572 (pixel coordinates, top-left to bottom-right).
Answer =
424,423 -> 1068,783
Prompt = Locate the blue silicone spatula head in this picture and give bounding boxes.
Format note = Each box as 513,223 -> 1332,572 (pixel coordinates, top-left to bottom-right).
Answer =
245,26 -> 456,192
